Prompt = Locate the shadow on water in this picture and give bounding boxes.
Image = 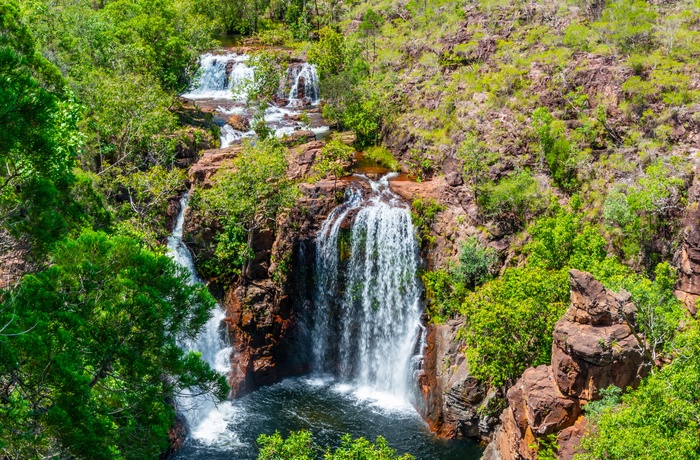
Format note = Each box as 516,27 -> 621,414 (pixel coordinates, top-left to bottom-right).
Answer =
172,377 -> 484,460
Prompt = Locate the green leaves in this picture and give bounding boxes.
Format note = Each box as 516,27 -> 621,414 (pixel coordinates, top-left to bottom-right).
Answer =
255,431 -> 414,460
0,231 -> 226,459
195,139 -> 298,281
578,321 -> 700,460
461,267 -> 569,386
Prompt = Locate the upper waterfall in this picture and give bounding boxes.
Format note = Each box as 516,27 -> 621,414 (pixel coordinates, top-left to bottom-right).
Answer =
287,63 -> 320,107
313,174 -> 423,401
182,53 -> 254,100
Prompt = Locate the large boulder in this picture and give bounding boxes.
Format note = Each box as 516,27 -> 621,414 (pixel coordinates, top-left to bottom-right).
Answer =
552,270 -> 646,401
484,270 -> 649,460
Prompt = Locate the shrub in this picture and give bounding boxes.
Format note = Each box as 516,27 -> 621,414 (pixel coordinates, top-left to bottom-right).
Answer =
577,321 -> 700,460
454,237 -> 497,289
532,107 -> 578,191
460,267 -> 570,386
410,198 -> 445,249
477,170 -> 548,231
364,145 -> 400,171
256,431 -> 413,460
311,138 -> 355,181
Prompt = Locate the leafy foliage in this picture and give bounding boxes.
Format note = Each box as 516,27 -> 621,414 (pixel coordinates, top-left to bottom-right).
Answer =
460,267 -> 570,386
256,431 -> 414,460
410,198 -> 445,249
0,231 -> 227,459
311,138 -> 355,181
577,320 -> 700,460
477,171 -> 550,231
364,145 -> 400,171
454,237 -> 497,290
531,107 -> 578,191
195,139 -> 298,281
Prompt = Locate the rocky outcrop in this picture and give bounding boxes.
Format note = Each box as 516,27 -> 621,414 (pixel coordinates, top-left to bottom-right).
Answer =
486,270 -> 649,460
417,320 -> 501,440
223,180 -> 347,396
675,163 -> 700,315
188,145 -> 242,185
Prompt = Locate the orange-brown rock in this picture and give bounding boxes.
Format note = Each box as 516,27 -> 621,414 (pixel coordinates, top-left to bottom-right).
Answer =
417,320 -> 499,440
287,140 -> 324,180
188,145 -> 242,185
227,114 -> 250,132
675,168 -> 700,314
485,270 -> 649,460
553,270 -> 646,401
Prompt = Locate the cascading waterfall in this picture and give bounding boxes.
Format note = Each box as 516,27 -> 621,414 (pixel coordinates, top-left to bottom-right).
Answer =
182,53 -> 254,100
167,193 -> 237,444
313,174 -> 423,401
287,63 -> 320,106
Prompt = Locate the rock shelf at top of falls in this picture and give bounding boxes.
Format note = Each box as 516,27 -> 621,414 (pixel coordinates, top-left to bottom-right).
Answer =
180,49 -> 329,148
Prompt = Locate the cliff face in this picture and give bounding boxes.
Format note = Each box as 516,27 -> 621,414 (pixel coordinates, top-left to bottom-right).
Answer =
184,134 -> 351,396
223,180 -> 342,396
675,165 -> 700,316
487,270 -> 649,460
417,320 -> 501,441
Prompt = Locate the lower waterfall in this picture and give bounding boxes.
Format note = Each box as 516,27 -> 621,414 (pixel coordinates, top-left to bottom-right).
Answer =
167,182 -> 482,459
166,193 -> 237,445
313,174 -> 423,402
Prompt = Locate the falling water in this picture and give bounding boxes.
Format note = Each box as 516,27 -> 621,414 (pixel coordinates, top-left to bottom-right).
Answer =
182,53 -> 254,100
166,193 -> 238,445
313,174 -> 423,401
287,63 -> 320,106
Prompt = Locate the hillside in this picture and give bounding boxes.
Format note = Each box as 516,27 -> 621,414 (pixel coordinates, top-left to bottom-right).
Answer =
1,0 -> 700,459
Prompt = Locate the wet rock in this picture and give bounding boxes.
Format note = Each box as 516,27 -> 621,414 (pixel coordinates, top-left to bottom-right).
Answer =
417,321 -> 498,440
227,114 -> 250,132
280,130 -> 316,146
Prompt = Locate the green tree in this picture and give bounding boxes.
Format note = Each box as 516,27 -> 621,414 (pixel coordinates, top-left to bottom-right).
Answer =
311,138 -> 354,192
256,431 -> 414,460
457,132 -> 495,199
454,237 -> 497,289
577,320 -> 700,460
0,231 -> 227,459
460,267 -> 570,386
196,139 -> 298,280
531,107 -> 578,192
477,170 -> 549,232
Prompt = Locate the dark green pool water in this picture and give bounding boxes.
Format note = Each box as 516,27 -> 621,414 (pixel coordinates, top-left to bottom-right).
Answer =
172,376 -> 484,460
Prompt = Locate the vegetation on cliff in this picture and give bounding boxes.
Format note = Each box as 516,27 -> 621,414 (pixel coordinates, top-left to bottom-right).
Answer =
3,0 -> 700,457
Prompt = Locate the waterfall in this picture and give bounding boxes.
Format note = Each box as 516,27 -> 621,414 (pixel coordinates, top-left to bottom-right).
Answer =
167,193 -> 237,445
182,53 -> 254,100
313,174 -> 423,402
287,63 -> 320,107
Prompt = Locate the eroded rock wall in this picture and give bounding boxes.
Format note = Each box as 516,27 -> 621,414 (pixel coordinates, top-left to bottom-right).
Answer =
417,320 -> 501,441
486,270 -> 648,460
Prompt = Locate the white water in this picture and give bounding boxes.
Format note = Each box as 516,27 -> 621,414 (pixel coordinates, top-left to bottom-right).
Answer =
182,53 -> 254,100
313,174 -> 423,405
166,194 -> 239,446
287,63 -> 320,107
